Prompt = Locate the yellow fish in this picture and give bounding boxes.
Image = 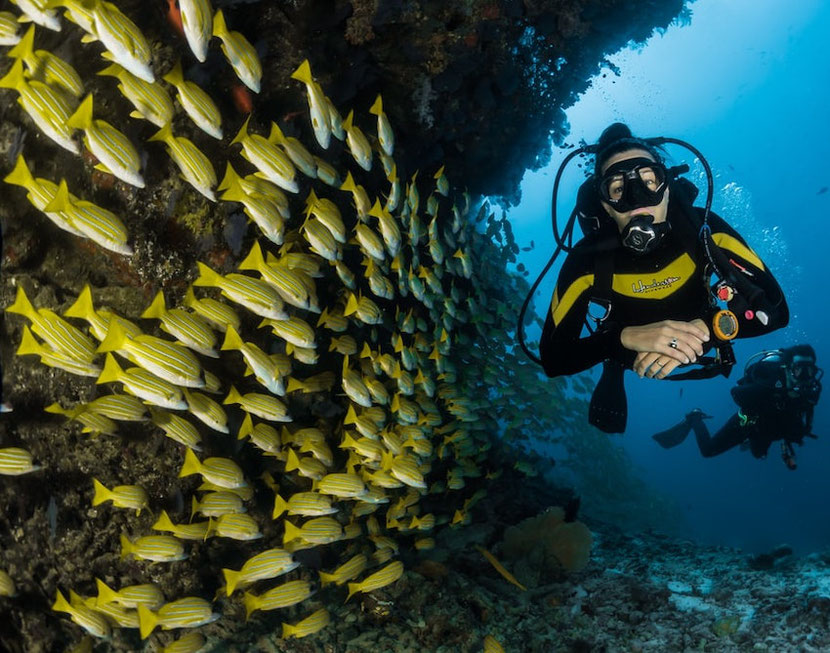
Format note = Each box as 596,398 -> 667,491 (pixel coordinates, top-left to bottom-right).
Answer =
148,123 -> 217,201
243,579 -> 312,619
282,608 -> 331,640
0,447 -> 42,476
92,478 -> 149,514
222,547 -> 299,595
0,11 -> 22,46
230,116 -> 298,193
290,59 -> 331,149
342,109 -> 372,171
9,0 -> 60,31
91,0 -> 154,82
368,94 -> 394,156
52,590 -> 110,639
137,597 -> 218,639
346,560 -> 404,601
8,25 -> 83,98
163,60 -> 222,139
213,10 -> 261,92
43,179 -> 133,255
179,0 -> 213,62
179,447 -> 247,489
97,62 -> 174,128
67,93 -> 144,188
0,59 -> 77,153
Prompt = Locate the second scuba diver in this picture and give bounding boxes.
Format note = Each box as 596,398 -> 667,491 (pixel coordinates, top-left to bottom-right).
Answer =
537,123 -> 789,432
652,345 -> 822,470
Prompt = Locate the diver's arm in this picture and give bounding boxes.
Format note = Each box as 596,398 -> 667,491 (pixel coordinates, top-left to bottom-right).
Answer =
706,212 -> 789,337
540,259 -> 629,377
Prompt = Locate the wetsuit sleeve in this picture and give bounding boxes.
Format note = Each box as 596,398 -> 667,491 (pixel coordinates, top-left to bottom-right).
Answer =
706,211 -> 789,337
539,253 -> 628,377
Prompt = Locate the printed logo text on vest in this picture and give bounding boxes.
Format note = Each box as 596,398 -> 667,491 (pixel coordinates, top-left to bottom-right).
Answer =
632,276 -> 681,294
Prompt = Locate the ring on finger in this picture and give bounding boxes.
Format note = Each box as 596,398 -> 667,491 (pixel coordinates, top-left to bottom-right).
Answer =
669,337 -> 678,349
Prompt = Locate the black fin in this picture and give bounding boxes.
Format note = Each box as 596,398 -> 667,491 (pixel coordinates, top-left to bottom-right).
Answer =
652,418 -> 694,449
589,360 -> 627,433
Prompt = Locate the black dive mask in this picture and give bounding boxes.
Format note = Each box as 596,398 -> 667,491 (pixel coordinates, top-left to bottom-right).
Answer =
598,157 -> 668,213
620,214 -> 671,256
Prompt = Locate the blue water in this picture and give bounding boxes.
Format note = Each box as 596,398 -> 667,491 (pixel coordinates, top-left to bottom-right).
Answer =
509,0 -> 830,554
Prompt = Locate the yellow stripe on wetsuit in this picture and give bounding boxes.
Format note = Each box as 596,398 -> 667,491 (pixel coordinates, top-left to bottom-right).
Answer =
711,233 -> 765,272
550,252 -> 697,326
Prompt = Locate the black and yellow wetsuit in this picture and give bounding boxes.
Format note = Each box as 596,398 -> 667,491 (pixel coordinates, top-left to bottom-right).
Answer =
539,204 -> 789,377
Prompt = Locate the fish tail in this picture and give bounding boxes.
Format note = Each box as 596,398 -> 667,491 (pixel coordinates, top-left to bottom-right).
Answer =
230,115 -> 251,146
67,94 -> 94,131
272,493 -> 288,519
222,567 -> 241,596
96,62 -> 124,78
281,622 -> 294,639
96,353 -> 123,384
285,447 -> 300,472
318,571 -> 337,587
0,59 -> 25,90
137,604 -> 158,639
290,59 -> 313,85
340,171 -> 356,192
369,94 -> 383,116
7,25 -> 35,61
147,122 -> 173,144
183,285 -> 198,309
162,59 -> 183,87
211,8 -> 228,39
7,285 -> 38,322
282,519 -> 301,543
190,495 -> 200,521
242,591 -> 258,620
3,154 -> 36,190
193,261 -> 221,288
285,376 -> 306,393
63,284 -> 96,321
94,578 -> 119,606
267,121 -> 284,145
51,589 -> 72,614
179,448 -> 202,478
345,581 -> 361,602
237,412 -> 253,440
96,319 -> 128,354
237,240 -> 264,271
139,291 -> 167,319
222,384 -> 243,405
17,326 -> 44,357
91,478 -> 111,506
344,292 -> 358,316
220,325 -> 244,352
42,178 -> 72,213
152,509 -> 175,533
217,162 -> 244,194
119,533 -> 133,560
343,110 -> 354,131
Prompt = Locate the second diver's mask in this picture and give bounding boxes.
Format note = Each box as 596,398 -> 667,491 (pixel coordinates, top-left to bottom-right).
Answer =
789,356 -> 823,403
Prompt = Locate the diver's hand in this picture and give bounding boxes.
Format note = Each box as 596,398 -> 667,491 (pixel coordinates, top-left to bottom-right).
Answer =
633,351 -> 685,379
621,319 -> 709,371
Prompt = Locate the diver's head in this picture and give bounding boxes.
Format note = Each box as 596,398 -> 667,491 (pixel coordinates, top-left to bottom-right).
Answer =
785,345 -> 822,401
594,124 -> 670,255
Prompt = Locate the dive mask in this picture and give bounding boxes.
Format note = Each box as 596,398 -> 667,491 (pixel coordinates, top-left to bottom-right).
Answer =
598,157 -> 668,212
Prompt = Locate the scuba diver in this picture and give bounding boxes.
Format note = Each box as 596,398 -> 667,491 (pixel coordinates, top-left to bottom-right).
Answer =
652,345 -> 822,470
520,123 -> 789,433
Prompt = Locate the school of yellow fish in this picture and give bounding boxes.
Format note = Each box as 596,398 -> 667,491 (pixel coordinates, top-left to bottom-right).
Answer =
0,1 -> 562,649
